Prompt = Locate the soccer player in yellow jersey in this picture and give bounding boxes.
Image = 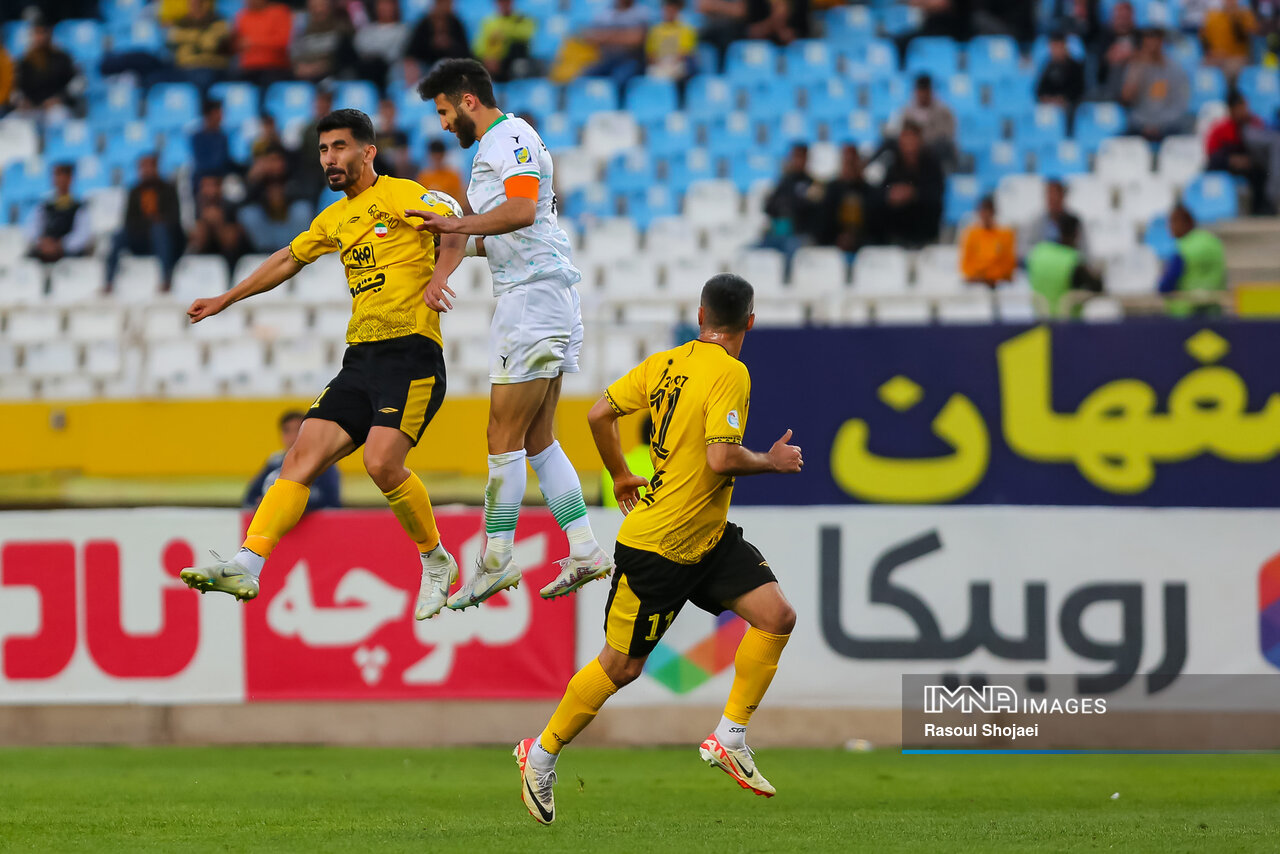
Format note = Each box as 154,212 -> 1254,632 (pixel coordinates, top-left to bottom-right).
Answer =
178,109 -> 468,621
514,274 -> 804,824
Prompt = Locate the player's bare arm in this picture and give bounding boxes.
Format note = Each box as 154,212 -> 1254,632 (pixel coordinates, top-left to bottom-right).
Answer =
706,429 -> 803,477
422,232 -> 467,312
407,196 -> 536,237
588,397 -> 649,514
187,246 -> 303,323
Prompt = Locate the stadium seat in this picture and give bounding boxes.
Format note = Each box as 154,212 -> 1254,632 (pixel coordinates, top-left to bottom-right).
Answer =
1085,214 -> 1138,259
332,81 -> 379,116
529,14 -> 569,62
956,110 -> 1001,159
623,184 -> 679,230
868,76 -> 911,122
644,111 -> 696,160
564,183 -> 616,221
995,288 -> 1038,323
1118,177 -> 1176,227
101,121 -> 154,179
1157,135 -> 1207,188
606,148 -> 657,197
3,158 -> 52,209
24,341 -> 81,377
730,247 -> 786,295
644,216 -> 700,260
1237,66 -> 1280,122
67,304 -> 125,342
942,74 -> 980,114
832,110 -> 880,148
54,19 -> 104,67
145,83 -> 202,135
804,77 -> 858,128
1196,99 -> 1228,137
936,293 -> 996,324
86,187 -> 126,240
171,255 -> 231,303
783,40 -> 836,84
683,180 -> 741,227
158,133 -> 193,178
83,340 -> 123,378
807,141 -> 840,182
581,111 -> 639,160
728,151 -> 780,192
210,81 -> 261,129
0,341 -> 15,374
1189,66 -> 1227,112
1063,173 -> 1113,221
1081,296 -> 1125,321
6,307 -> 62,343
1182,172 -> 1239,223
0,259 -> 46,306
4,19 -> 29,55
599,254 -> 661,298
1029,33 -> 1086,70
996,174 -> 1047,227
792,246 -> 849,295
0,226 -> 27,271
1168,36 -> 1203,75
1014,104 -> 1067,149
1036,140 -> 1087,179
874,299 -> 933,325
145,339 -> 204,384
248,305 -> 309,340
109,16 -> 164,53
88,77 -> 140,134
264,81 -> 317,129
976,141 -> 1026,188
915,245 -> 964,295
1073,102 -> 1127,154
272,338 -> 330,382
136,304 -> 187,340
966,35 -> 1020,84
206,339 -> 268,383
744,77 -> 797,124
1095,136 -> 1153,186
111,255 -> 163,303
725,40 -> 779,83
944,174 -> 982,227
44,120 -> 95,164
824,4 -> 874,45
706,111 -> 756,160
906,37 -> 960,80
0,118 -> 39,169
663,253 -> 723,300
861,37 -> 899,75
502,79 -> 557,120
48,257 -> 106,304
684,75 -> 738,117
312,304 -> 353,338
585,216 -> 642,259
554,146 -> 598,195
879,4 -> 923,37
566,78 -> 619,123
662,146 -> 714,195
1104,245 -> 1161,295
40,374 -> 98,399
72,155 -> 111,196
624,77 -> 678,124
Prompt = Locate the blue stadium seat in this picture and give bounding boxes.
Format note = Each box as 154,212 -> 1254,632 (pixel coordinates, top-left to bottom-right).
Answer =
862,38 -> 900,75
1144,214 -> 1176,257
504,79 -> 560,120
531,15 -> 570,62
764,112 -> 814,157
1168,37 -> 1203,76
966,35 -> 1020,83
109,17 -> 165,54
53,19 -> 104,67
1014,104 -> 1067,149
145,83 -> 201,134
945,174 -> 982,226
159,133 -> 193,177
316,186 -> 344,214
1036,140 -> 1088,179
957,111 -> 1003,157
644,112 -> 696,160
941,74 -> 979,113
102,121 -> 154,180
824,5 -> 874,46
905,37 -> 960,80
44,120 -> 95,164
975,141 -> 1025,187
783,40 -> 836,84
804,78 -> 858,127
728,150 -> 779,192
624,77 -> 678,124
744,77 -> 796,122
623,184 -> 678,230
724,40 -> 779,84
4,20 -> 29,56
831,111 -> 880,148
1073,102 -> 1127,154
684,75 -> 738,117
565,78 -> 618,123
102,0 -> 149,28
606,149 -> 656,197
228,118 -> 259,165
1190,66 -> 1227,112
868,76 -> 910,122
333,81 -> 380,116
663,148 -> 716,195
2,159 -> 52,208
695,43 -> 719,75
1182,172 -> 1239,223
1238,66 -> 1280,122
396,85 -> 436,125
72,155 -> 111,195
564,184 -> 617,221
879,4 -> 923,37
216,0 -> 239,17
566,0 -> 612,29
406,112 -> 450,154
535,112 -> 578,150
264,81 -> 317,130
706,112 -> 756,160
209,81 -> 260,130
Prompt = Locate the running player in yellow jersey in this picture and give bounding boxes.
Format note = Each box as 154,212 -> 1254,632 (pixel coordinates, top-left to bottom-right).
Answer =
514,274 -> 804,824
178,109 -> 467,621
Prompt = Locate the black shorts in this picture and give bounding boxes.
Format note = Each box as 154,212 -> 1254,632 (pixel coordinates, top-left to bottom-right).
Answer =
305,334 -> 446,448
603,523 -> 777,657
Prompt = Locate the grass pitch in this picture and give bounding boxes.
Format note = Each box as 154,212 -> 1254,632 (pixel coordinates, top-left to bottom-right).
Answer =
0,746 -> 1276,853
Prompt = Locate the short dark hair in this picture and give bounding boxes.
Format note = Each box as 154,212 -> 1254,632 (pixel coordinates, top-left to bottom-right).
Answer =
1058,212 -> 1082,246
202,98 -> 221,117
279,410 -> 306,430
914,73 -> 932,90
52,161 -> 74,176
978,194 -> 995,212
1171,202 -> 1194,226
1227,88 -> 1247,109
428,139 -> 447,154
1046,178 -> 1066,193
316,109 -> 376,145
701,273 -> 754,332
417,58 -> 498,108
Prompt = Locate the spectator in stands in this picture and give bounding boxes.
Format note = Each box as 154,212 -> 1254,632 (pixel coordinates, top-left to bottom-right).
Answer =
1027,214 -> 1101,317
1122,28 -> 1192,141
762,142 -> 822,254
646,0 -> 698,85
238,179 -> 312,253
474,0 -> 537,83
960,196 -> 1017,287
107,154 -> 185,291
1201,0 -> 1259,82
973,0 -> 1037,43
909,0 -> 973,40
417,139 -> 467,201
373,98 -> 413,178
167,0 -> 233,90
353,0 -> 408,92
186,174 -> 251,267
1036,31 -> 1086,110
404,0 -> 472,85
25,163 -> 93,263
899,75 -> 957,171
0,45 -> 12,114
1208,89 -> 1280,214
14,14 -> 78,118
250,112 -> 288,160
1158,203 -> 1227,316
746,0 -> 810,45
696,0 -> 748,64
295,87 -> 336,198
1020,178 -> 1089,258
191,98 -> 234,187
234,0 -> 293,87
876,121 -> 945,247
1096,0 -> 1138,100
245,411 -> 341,511
1050,0 -> 1100,43
817,144 -> 871,253
292,0 -> 355,83
582,0 -> 653,89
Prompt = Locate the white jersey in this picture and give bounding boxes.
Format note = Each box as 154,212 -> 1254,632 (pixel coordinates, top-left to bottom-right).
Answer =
468,113 -> 581,295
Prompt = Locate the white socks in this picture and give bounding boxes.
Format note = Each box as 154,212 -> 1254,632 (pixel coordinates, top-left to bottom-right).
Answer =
530,740 -> 558,773
528,441 -> 598,560
483,450 -> 527,570
233,547 -> 264,578
714,715 -> 748,750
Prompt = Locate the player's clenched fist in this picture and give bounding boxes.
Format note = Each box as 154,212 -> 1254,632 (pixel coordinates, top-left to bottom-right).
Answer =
768,429 -> 803,473
187,295 -> 229,323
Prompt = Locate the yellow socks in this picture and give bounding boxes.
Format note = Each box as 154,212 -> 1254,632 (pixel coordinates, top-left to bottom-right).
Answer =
538,658 -> 619,755
384,472 -> 440,554
723,627 -> 791,727
242,478 -> 310,559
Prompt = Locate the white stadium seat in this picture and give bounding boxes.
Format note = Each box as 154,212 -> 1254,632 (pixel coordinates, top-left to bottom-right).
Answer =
232,254 -> 273,288
731,247 -> 786,295
136,304 -> 188,339
67,305 -> 125,341
190,303 -> 247,339
23,341 -> 80,377
1081,296 -> 1125,321
0,376 -> 37,400
807,141 -> 840,182
224,370 -> 287,397
249,305 -> 309,340
1197,100 -> 1227,137
1084,215 -> 1138,259
86,187 -> 127,239
553,146 -> 598,195
0,226 -> 27,267
171,255 -> 230,302
41,375 -> 97,400
1063,174 -> 1113,220
312,304 -> 353,338
5,306 -> 61,343
995,288 -> 1038,323
581,111 -> 640,160
440,305 -> 492,340
144,339 -> 203,383
585,217 -> 641,258
1095,137 -> 1153,187
271,338 -> 329,379
873,299 -> 932,325
914,245 -> 963,295
644,216 -> 700,259
1104,245 -> 1161,296
1157,135 -> 1206,188
599,255 -> 660,297
851,246 -> 906,295
995,174 -> 1047,227
935,292 -> 996,324
663,255 -> 722,300
0,341 -> 15,372
48,257 -> 106,304
684,180 -> 741,227
0,118 -> 39,168
1118,177 -> 1176,228
791,246 -> 849,296
84,341 -> 124,377
0,259 -> 46,306
113,255 -> 163,303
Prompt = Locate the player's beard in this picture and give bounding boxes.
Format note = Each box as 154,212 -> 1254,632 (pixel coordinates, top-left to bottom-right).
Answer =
453,112 -> 478,148
326,164 -> 356,190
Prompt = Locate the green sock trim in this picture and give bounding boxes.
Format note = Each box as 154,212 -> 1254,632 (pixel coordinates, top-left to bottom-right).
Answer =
484,502 -> 521,534
547,491 -> 588,528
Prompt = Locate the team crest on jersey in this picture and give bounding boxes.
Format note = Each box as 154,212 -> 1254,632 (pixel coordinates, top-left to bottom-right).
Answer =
513,146 -> 531,164
726,410 -> 740,429
373,221 -> 388,238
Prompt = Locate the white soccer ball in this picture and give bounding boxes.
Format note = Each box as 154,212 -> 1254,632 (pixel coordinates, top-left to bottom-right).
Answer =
419,189 -> 463,218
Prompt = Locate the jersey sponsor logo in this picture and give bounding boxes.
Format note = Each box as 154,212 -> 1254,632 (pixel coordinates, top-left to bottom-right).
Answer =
373,222 -> 389,238
513,146 -> 531,164
378,407 -> 399,414
348,215 -> 361,223
347,242 -> 377,269
349,272 -> 386,297
726,409 -> 740,429
499,354 -> 510,368
366,204 -> 399,229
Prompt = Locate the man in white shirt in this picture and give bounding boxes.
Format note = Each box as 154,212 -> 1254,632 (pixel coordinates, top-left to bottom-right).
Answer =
411,58 -> 613,610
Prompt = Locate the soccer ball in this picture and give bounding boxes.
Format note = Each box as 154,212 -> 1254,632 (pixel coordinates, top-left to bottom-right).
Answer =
419,189 -> 463,218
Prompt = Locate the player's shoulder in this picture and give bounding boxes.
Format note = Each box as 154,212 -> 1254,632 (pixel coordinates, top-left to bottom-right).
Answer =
311,195 -> 345,227
696,342 -> 749,383
378,175 -> 429,198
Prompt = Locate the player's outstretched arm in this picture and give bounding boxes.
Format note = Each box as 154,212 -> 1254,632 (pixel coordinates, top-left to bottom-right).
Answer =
406,197 -> 536,237
588,397 -> 649,514
187,246 -> 303,323
706,429 -> 803,477
424,233 -> 468,312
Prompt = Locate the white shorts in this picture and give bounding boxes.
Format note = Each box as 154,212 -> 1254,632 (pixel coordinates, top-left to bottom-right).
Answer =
489,280 -> 583,384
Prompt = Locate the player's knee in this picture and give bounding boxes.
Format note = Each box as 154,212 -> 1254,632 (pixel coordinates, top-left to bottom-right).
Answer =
756,602 -> 796,636
362,451 -> 405,491
610,658 -> 645,687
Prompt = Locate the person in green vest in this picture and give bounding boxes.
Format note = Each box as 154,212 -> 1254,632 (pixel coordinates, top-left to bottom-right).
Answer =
1026,214 -> 1102,317
601,416 -> 654,509
473,0 -> 537,82
1158,203 -> 1228,317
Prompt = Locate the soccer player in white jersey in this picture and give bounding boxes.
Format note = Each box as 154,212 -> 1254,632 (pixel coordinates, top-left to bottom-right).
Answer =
409,58 -> 613,610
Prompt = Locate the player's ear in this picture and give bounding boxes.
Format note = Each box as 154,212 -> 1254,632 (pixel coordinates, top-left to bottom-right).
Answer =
746,313 -> 755,331
696,305 -> 705,327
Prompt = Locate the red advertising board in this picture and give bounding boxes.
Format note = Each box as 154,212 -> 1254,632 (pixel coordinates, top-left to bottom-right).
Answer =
243,509 -> 577,700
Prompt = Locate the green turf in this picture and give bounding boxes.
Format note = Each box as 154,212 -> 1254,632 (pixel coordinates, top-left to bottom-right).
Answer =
0,747 -> 1276,853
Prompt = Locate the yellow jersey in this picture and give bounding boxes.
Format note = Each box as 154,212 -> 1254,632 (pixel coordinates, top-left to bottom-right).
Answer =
604,340 -> 751,564
289,175 -> 449,346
